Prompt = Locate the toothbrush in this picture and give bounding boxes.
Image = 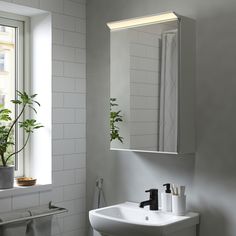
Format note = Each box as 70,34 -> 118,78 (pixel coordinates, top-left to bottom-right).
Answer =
175,186 -> 179,196
172,184 -> 178,195
179,186 -> 185,196
171,185 -> 175,195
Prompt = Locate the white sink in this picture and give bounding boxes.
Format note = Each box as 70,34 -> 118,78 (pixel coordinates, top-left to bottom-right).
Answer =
89,202 -> 199,236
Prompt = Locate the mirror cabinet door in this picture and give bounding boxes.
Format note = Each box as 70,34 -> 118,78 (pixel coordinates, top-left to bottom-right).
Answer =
108,13 -> 195,154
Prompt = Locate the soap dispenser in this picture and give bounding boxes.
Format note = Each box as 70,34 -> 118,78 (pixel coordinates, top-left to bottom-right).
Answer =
161,183 -> 172,212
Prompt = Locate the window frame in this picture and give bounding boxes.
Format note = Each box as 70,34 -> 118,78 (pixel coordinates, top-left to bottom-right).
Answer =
0,12 -> 30,177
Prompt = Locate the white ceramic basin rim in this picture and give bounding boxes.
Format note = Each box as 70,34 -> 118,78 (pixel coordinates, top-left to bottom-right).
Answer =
89,202 -> 199,236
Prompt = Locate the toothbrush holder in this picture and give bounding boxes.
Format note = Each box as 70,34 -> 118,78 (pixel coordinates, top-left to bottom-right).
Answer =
172,195 -> 186,216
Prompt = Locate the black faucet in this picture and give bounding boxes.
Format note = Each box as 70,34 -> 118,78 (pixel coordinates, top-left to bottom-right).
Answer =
139,189 -> 158,210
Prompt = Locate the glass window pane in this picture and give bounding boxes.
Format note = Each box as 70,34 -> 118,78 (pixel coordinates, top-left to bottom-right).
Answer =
0,25 -> 16,166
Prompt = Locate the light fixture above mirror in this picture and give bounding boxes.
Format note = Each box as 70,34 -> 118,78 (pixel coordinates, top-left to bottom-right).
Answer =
107,12 -> 179,31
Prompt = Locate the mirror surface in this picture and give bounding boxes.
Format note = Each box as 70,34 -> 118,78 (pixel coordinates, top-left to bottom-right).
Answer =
110,18 -> 179,153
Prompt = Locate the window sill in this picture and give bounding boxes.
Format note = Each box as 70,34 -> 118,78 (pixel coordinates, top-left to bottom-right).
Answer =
0,183 -> 52,198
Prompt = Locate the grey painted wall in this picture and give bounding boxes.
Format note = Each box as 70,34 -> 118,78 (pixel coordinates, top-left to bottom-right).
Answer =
86,0 -> 236,235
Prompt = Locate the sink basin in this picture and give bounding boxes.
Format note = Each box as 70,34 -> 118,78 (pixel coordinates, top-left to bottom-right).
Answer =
89,202 -> 199,236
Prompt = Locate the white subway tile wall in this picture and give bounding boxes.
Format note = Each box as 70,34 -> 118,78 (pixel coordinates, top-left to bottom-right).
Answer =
0,0 -> 86,235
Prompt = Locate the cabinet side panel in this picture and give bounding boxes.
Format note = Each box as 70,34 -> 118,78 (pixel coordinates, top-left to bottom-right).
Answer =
178,17 -> 196,153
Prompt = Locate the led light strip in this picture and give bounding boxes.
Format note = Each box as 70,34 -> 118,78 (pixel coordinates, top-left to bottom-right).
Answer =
107,12 -> 179,31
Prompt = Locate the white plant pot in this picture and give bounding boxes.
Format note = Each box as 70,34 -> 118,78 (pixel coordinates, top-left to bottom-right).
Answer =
0,166 -> 14,189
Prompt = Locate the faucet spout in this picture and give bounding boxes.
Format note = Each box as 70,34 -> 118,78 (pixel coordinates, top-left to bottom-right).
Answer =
139,200 -> 151,208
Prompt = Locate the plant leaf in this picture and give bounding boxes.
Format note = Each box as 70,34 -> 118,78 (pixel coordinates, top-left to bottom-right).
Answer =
11,99 -> 22,104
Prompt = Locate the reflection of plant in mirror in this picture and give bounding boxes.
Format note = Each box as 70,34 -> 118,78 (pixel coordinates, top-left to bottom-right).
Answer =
110,98 -> 123,143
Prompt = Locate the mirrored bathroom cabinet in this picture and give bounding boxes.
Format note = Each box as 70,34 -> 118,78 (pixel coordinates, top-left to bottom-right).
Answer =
108,12 -> 195,154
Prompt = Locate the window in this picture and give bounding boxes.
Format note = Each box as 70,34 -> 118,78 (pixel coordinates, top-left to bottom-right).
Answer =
0,15 -> 25,176
0,2 -> 53,191
0,53 -> 5,71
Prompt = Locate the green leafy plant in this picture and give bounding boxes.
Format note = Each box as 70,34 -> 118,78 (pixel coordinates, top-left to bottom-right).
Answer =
110,98 -> 123,143
0,91 -> 43,167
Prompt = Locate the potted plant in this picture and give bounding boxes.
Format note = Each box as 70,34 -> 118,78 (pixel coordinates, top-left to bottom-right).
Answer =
0,91 -> 43,189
